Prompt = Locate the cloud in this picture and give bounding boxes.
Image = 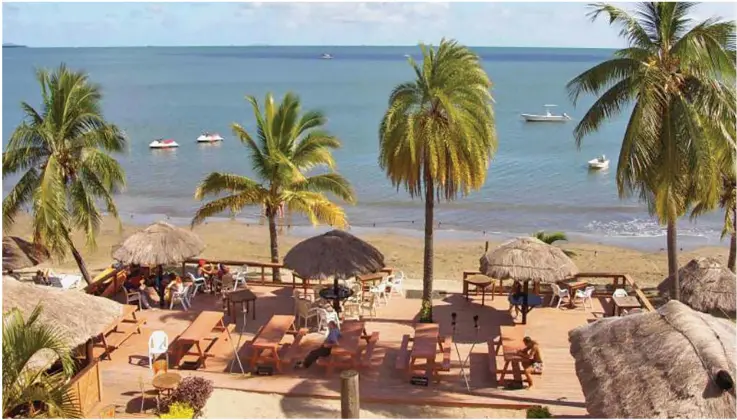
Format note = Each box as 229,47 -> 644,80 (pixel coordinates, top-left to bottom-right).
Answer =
279,2 -> 450,30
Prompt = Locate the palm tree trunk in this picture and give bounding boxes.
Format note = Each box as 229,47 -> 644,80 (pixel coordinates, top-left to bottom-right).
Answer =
729,206 -> 736,271
267,210 -> 282,283
667,220 -> 679,301
420,177 -> 435,323
69,242 -> 92,285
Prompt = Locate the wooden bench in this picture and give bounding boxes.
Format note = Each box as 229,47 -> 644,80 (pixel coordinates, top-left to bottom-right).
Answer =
395,334 -> 411,370
249,315 -> 298,373
96,305 -> 146,360
492,326 -> 529,385
439,336 -> 452,371
361,331 -> 380,366
280,328 -> 309,365
172,311 -> 229,369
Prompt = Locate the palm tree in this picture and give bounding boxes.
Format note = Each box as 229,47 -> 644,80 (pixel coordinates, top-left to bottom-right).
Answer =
2,305 -> 81,418
532,231 -> 577,257
567,3 -> 735,301
2,64 -> 127,285
379,39 -> 497,322
192,92 -> 355,282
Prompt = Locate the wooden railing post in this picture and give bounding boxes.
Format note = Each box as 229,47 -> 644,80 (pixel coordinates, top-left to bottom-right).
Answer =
340,370 -> 360,419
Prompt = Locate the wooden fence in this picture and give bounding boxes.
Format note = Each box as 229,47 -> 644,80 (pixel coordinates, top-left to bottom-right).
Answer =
182,258 -> 284,284
69,360 -> 103,417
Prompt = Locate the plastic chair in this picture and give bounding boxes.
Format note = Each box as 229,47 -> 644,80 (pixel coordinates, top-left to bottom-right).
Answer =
169,284 -> 191,311
612,288 -> 628,297
575,286 -> 596,310
126,288 -> 142,310
233,265 -> 248,290
296,299 -> 319,328
369,281 -> 388,306
148,330 -> 169,369
360,293 -> 378,318
186,272 -> 205,297
550,283 -> 570,309
388,273 -> 404,298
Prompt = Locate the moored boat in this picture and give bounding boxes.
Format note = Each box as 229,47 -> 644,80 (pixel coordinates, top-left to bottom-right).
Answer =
149,138 -> 179,149
521,105 -> 572,122
196,132 -> 224,143
588,155 -> 610,170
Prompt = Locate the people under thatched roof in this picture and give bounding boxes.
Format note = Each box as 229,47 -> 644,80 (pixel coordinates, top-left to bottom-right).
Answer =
112,221 -> 205,266
2,276 -> 124,369
569,300 -> 736,418
479,237 -> 578,283
658,257 -> 736,317
3,236 -> 50,272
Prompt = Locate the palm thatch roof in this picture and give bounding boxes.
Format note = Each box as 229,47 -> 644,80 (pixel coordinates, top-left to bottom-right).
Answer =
2,276 -> 124,369
283,230 -> 385,279
657,257 -> 736,315
112,221 -> 205,266
479,237 -> 578,283
569,300 -> 736,418
3,236 -> 50,271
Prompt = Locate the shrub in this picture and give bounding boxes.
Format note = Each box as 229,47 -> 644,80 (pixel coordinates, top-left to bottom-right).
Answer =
161,377 -> 213,416
159,402 -> 194,419
527,405 -> 552,418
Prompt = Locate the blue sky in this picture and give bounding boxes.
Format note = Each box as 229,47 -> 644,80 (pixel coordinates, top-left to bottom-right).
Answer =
3,1 -> 736,48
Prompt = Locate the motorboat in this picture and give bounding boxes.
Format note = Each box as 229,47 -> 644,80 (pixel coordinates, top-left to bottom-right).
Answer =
321,53 -> 333,59
149,138 -> 179,149
196,132 -> 224,143
588,155 -> 610,170
521,105 -> 572,122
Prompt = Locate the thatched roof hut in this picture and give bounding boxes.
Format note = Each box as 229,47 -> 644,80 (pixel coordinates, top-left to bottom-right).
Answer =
112,221 -> 205,266
3,236 -> 50,271
283,230 -> 385,280
658,257 -> 736,316
479,237 -> 578,283
2,276 -> 124,368
569,300 -> 736,418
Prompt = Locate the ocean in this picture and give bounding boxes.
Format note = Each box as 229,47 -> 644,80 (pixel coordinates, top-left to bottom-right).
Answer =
1,45 -> 726,251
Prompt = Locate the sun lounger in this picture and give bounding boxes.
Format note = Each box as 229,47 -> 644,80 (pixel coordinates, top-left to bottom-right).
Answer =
48,272 -> 82,289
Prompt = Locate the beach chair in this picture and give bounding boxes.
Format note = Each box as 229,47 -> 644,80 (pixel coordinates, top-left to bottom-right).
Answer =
233,265 -> 248,290
169,284 -> 191,311
575,286 -> 596,310
612,288 -> 628,297
148,330 -> 169,368
296,298 -> 318,328
388,273 -> 405,298
186,272 -> 206,297
360,292 -> 379,318
126,288 -> 142,310
550,283 -> 569,309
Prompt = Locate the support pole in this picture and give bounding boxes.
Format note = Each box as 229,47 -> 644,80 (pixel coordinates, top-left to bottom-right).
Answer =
340,370 -> 360,419
522,280 -> 529,325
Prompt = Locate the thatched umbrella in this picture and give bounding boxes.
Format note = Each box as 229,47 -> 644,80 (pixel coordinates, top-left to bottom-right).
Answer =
283,230 -> 385,312
569,300 -> 736,418
479,237 -> 579,324
2,236 -> 50,272
2,276 -> 124,369
658,257 -> 736,317
113,221 -> 205,307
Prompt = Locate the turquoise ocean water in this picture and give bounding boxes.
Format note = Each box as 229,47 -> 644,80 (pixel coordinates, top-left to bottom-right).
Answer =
1,46 -> 726,250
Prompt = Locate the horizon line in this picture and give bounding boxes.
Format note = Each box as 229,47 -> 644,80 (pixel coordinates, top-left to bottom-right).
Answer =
4,44 -> 619,50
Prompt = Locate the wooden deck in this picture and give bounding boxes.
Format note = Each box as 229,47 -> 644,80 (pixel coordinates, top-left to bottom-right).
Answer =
92,284 -> 612,417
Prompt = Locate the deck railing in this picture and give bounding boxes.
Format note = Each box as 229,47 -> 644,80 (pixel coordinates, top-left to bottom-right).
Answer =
182,258 -> 284,284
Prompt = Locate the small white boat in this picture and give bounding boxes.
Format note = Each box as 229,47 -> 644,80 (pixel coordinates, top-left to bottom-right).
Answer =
521,105 -> 572,122
149,138 -> 179,149
196,132 -> 224,143
321,53 -> 333,59
588,155 -> 610,170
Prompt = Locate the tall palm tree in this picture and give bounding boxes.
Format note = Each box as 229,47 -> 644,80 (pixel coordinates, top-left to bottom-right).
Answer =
2,305 -> 81,418
532,231 -> 577,257
379,39 -> 497,322
567,3 -> 735,301
2,64 -> 127,285
192,92 -> 355,282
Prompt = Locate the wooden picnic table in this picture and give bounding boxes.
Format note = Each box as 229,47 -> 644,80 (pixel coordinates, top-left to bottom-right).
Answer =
379,267 -> 394,276
612,295 -> 641,316
95,304 -> 146,360
493,326 -> 528,386
561,280 -> 590,308
357,272 -> 384,291
224,288 -> 257,320
249,314 -> 305,373
395,323 -> 452,382
172,311 -> 230,369
317,321 -> 379,374
463,275 -> 495,305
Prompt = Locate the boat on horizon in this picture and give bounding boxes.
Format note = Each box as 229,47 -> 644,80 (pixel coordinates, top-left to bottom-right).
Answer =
196,132 -> 224,143
149,138 -> 179,149
321,53 -> 333,59
521,105 -> 572,122
588,155 -> 609,170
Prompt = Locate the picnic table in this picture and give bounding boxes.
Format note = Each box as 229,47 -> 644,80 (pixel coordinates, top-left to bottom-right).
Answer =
172,311 -> 232,369
489,326 -> 529,386
561,280 -> 590,308
357,272 -> 385,292
224,288 -> 257,320
463,275 -> 495,305
316,320 -> 379,374
95,304 -> 146,360
395,323 -> 452,382
249,315 -> 307,373
612,295 -> 641,316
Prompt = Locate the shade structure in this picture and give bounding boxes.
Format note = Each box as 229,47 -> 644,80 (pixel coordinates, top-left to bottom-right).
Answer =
2,236 -> 50,271
569,300 -> 736,418
284,230 -> 385,311
657,257 -> 736,316
2,276 -> 124,369
112,221 -> 205,266
479,237 -> 578,324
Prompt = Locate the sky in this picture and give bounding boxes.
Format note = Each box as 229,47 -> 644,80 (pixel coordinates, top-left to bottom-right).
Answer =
2,1 -> 736,48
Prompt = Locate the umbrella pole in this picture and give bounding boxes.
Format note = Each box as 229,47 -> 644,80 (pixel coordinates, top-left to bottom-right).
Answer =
333,277 -> 341,313
157,265 -> 165,309
522,280 -> 529,325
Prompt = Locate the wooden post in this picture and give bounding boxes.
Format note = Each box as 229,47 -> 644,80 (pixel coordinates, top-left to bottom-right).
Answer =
85,338 -> 94,367
521,280 -> 529,325
340,370 -> 360,419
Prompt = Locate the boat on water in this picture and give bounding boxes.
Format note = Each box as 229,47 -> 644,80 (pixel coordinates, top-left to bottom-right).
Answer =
196,132 -> 224,143
321,53 -> 333,59
521,105 -> 572,122
588,155 -> 610,170
149,138 -> 179,149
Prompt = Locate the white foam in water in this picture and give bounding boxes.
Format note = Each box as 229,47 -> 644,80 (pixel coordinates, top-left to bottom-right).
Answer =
585,218 -> 716,239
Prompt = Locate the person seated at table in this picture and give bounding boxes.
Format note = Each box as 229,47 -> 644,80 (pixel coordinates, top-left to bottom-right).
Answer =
197,259 -> 216,292
518,336 -> 543,388
124,277 -> 154,310
295,321 -> 341,369
164,276 -> 185,304
32,270 -> 49,285
508,280 -> 525,317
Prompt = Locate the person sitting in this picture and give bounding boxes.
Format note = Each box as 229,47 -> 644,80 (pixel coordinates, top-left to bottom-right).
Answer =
518,336 -> 543,388
32,270 -> 49,285
164,276 -> 185,304
124,276 -> 153,310
508,280 -> 525,317
295,321 -> 341,369
197,259 -> 215,292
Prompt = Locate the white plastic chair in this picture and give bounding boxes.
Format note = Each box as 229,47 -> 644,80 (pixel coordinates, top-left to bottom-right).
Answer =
388,273 -> 404,298
312,307 -> 340,335
233,266 -> 248,290
360,293 -> 378,318
369,281 -> 389,306
186,272 -> 205,297
126,288 -> 142,310
612,288 -> 628,297
550,283 -> 570,309
148,330 -> 169,369
575,286 -> 596,310
296,299 -> 319,328
169,284 -> 191,311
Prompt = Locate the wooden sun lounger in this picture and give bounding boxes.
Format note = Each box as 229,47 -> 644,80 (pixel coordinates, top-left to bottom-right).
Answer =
96,305 -> 146,360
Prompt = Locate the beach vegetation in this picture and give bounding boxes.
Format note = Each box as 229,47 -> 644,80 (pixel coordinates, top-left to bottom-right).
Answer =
159,402 -> 195,419
2,305 -> 80,418
379,39 -> 497,322
526,405 -> 553,418
160,376 -> 212,417
192,92 -> 355,282
2,64 -> 127,285
532,231 -> 577,257
567,2 -> 735,300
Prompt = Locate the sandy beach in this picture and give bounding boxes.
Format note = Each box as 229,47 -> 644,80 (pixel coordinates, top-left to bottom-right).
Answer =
5,213 -> 728,288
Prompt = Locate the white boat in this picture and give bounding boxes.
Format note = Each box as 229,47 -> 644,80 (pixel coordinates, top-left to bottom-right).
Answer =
321,53 -> 333,59
588,155 -> 610,170
196,132 -> 224,143
149,138 -> 179,149
521,105 -> 572,122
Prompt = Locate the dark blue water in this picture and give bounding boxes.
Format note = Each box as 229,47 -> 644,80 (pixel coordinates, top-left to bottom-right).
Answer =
1,46 -> 726,250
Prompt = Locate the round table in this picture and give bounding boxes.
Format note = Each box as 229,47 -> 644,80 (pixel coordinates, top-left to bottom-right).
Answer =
152,372 -> 182,396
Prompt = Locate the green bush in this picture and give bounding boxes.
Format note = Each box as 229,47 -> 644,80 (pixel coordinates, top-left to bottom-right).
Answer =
527,405 -> 552,418
159,402 -> 194,419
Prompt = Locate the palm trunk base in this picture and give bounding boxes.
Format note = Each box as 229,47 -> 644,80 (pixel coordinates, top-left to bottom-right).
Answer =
71,245 -> 92,285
